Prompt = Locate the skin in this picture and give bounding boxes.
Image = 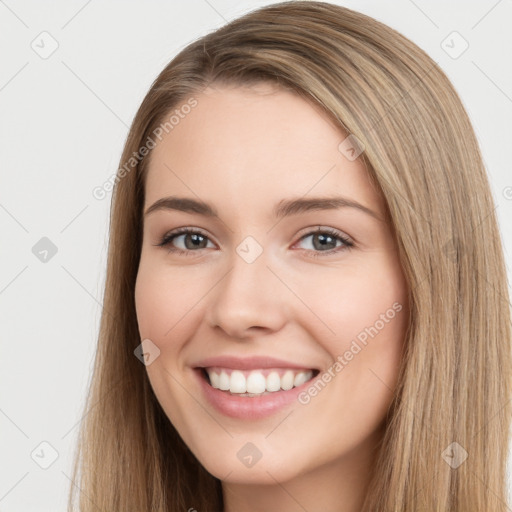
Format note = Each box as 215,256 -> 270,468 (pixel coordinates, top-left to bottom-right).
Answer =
134,82 -> 409,512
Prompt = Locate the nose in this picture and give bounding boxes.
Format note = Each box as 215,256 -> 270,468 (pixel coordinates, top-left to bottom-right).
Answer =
205,248 -> 290,340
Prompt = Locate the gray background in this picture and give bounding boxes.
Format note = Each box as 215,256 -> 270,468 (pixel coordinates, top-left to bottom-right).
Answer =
1,0 -> 511,510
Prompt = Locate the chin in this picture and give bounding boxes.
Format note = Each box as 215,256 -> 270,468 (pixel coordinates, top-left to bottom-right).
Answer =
187,435 -> 309,485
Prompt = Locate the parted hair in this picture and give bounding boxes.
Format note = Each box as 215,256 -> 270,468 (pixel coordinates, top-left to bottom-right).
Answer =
69,2 -> 512,510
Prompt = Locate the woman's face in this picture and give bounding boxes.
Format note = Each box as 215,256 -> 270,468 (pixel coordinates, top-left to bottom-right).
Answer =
135,83 -> 409,488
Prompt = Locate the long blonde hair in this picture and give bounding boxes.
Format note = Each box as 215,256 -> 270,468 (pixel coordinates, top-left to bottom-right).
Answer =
69,2 -> 512,510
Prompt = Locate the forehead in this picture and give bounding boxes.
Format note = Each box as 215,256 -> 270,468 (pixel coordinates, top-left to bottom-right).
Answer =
144,84 -> 384,217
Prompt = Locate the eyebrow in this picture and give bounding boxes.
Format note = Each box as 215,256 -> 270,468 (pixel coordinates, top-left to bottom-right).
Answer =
144,195 -> 382,221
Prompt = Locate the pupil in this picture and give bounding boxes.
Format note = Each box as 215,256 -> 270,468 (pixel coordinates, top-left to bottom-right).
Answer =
186,233 -> 206,249
314,233 -> 335,250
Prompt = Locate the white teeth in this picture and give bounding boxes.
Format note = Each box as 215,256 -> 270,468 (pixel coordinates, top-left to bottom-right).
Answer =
230,370 -> 246,393
281,370 -> 294,390
293,371 -> 309,387
206,368 -> 314,395
218,371 -> 230,391
266,371 -> 281,392
209,371 -> 220,388
246,372 -> 266,394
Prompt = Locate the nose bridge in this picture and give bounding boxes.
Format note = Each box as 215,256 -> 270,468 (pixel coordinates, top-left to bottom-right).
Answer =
206,240 -> 288,337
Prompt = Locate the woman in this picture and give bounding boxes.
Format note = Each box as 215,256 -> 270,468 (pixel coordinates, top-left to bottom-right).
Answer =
69,2 -> 512,511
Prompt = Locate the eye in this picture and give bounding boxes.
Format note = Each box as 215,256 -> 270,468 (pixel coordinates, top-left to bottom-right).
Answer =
293,227 -> 354,258
154,226 -> 354,258
155,228 -> 215,256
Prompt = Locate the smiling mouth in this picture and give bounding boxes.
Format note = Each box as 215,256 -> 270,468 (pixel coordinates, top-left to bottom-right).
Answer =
200,367 -> 319,397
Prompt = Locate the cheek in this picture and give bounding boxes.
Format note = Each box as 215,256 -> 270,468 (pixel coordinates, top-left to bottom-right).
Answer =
294,259 -> 408,408
292,260 -> 407,345
134,261 -> 208,349
286,268 -> 407,459
133,264 -> 206,437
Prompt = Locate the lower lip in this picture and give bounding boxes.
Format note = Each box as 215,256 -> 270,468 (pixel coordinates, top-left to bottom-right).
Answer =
195,369 -> 315,420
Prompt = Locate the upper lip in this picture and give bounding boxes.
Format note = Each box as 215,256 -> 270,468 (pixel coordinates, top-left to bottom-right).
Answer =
194,355 -> 317,371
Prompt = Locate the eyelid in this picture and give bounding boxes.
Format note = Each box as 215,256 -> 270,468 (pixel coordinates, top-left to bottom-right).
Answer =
155,225 -> 354,257
154,226 -> 217,249
291,227 -> 354,256
294,225 -> 353,244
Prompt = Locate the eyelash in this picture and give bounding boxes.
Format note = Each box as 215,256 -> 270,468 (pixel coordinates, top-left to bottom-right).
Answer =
154,226 -> 354,258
